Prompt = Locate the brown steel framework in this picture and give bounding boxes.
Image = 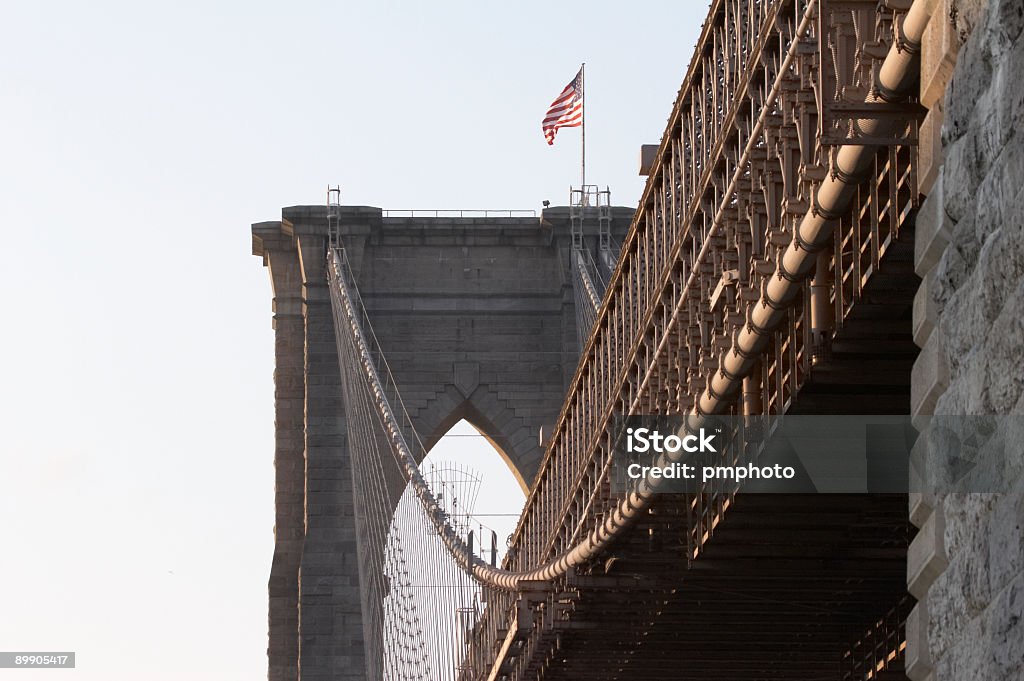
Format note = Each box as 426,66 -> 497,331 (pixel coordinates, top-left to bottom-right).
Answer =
456,0 -> 924,678
317,0 -> 930,677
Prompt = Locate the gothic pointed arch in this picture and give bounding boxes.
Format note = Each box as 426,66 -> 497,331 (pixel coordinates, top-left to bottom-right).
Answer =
416,387 -> 533,494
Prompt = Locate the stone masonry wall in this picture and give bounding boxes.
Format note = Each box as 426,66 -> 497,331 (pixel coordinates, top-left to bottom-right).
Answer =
253,205 -> 632,680
253,223 -> 305,681
254,221 -> 368,681
908,0 -> 1024,679
296,227 -> 366,681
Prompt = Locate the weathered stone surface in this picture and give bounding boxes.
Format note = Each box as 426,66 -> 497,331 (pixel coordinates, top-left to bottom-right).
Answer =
951,0 -> 989,44
911,333 -> 950,418
940,132 -> 986,224
919,104 -> 946,193
921,0 -> 960,109
983,281 -> 1024,411
253,206 -> 631,680
988,478 -> 1024,595
942,15 -> 992,146
933,614 -> 991,679
254,225 -> 305,681
990,0 -> 1024,54
910,479 -> 937,528
909,506 -> 949,599
297,226 -> 366,681
915,177 -> 953,278
913,271 -> 938,348
912,0 -> 1024,677
987,573 -> 1024,679
906,601 -> 934,680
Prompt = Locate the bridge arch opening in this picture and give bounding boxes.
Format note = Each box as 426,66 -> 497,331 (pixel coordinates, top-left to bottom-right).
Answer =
420,401 -> 533,496
419,418 -> 527,552
376,418 -> 526,679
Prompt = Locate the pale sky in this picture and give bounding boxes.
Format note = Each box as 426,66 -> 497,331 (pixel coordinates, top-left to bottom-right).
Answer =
0,2 -> 703,679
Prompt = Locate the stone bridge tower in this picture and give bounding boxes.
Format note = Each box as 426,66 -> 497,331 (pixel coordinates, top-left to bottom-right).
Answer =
251,204 -> 632,681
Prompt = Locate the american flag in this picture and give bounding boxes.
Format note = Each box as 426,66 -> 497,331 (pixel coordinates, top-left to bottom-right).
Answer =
542,68 -> 583,145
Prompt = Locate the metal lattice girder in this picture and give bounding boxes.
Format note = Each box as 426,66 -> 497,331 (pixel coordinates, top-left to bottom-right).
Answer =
325,0 -> 933,677
463,0 -> 930,677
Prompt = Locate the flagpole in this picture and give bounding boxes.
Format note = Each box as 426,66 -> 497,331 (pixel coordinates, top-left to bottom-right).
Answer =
581,62 -> 586,195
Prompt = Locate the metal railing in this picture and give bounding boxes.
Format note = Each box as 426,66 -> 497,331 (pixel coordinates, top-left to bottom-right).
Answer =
461,0 -> 927,674
323,0 -> 929,675
381,209 -> 537,218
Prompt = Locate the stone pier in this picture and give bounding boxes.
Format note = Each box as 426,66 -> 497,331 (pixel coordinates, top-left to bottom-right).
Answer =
252,205 -> 631,680
908,0 -> 1024,678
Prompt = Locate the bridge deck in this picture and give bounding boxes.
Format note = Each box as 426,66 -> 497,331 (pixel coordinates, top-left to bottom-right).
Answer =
537,494 -> 909,680
477,225 -> 918,680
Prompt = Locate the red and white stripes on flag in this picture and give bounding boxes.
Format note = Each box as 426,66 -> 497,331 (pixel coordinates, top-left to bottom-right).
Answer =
542,68 -> 583,145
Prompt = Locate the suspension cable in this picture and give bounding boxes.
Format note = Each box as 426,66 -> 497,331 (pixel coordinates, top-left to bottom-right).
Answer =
325,0 -> 931,593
